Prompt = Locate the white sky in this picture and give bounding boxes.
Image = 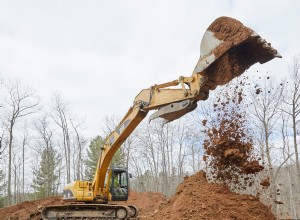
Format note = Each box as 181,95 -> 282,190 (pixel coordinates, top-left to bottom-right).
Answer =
0,0 -> 299,138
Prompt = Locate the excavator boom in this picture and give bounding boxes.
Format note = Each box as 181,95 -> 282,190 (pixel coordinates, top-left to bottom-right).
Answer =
42,16 -> 281,220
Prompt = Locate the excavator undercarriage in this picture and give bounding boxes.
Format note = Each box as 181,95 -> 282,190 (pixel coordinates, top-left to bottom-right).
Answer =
42,204 -> 138,220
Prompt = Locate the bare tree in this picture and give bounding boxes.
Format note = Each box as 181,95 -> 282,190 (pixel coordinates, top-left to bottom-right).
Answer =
136,122 -> 159,192
32,113 -> 60,198
281,54 -> 300,184
51,94 -> 72,183
277,112 -> 298,218
2,80 -> 39,205
12,151 -> 21,204
70,118 -> 87,181
250,77 -> 283,214
21,127 -> 28,199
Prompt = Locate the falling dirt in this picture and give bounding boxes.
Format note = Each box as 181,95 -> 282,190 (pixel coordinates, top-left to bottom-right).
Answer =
255,87 -> 262,94
241,160 -> 264,174
224,148 -> 243,158
152,171 -> 275,220
202,80 -> 264,188
260,177 -> 271,187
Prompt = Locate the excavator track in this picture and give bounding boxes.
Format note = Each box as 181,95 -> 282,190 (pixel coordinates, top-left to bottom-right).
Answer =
41,204 -> 138,220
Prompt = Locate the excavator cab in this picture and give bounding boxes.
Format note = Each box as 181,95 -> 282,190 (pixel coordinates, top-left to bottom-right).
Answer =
110,168 -> 129,201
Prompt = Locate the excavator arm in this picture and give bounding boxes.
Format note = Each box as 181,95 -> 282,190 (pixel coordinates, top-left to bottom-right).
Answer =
42,16 -> 281,220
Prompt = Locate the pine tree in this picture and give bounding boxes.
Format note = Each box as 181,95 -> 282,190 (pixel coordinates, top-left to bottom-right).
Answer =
84,135 -> 125,181
111,148 -> 125,168
84,136 -> 104,181
31,146 -> 60,199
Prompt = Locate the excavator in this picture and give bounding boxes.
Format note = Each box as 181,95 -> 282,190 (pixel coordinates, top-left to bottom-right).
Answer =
42,16 -> 281,219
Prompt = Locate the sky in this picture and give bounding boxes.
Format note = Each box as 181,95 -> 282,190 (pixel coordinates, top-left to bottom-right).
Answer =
0,0 -> 299,138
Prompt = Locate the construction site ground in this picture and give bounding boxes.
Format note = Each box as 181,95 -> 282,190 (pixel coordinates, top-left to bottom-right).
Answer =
0,171 -> 274,220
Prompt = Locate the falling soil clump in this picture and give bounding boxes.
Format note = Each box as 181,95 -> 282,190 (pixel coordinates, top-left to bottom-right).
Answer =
224,148 -> 243,158
255,88 -> 262,94
260,177 -> 271,187
242,160 -> 264,174
152,171 -> 275,220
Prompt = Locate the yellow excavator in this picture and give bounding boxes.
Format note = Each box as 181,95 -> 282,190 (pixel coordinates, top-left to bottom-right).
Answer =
42,16 -> 281,219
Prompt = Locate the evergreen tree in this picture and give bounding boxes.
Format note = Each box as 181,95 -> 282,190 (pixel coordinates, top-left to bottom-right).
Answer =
84,136 -> 104,181
31,146 -> 60,198
84,135 -> 125,181
111,148 -> 125,168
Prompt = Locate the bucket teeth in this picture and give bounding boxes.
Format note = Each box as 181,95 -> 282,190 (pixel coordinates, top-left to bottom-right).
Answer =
262,43 -> 272,49
274,52 -> 282,58
260,40 -> 282,58
257,38 -> 266,44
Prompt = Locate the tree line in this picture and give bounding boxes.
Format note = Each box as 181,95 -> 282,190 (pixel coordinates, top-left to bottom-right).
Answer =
0,55 -> 300,218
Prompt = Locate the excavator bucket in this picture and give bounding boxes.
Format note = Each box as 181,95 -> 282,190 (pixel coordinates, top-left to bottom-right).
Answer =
149,16 -> 281,124
193,16 -> 281,85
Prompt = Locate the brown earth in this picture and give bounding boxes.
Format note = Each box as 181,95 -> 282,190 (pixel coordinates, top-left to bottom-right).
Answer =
152,171 -> 275,220
260,177 -> 271,187
0,196 -> 64,220
117,191 -> 167,218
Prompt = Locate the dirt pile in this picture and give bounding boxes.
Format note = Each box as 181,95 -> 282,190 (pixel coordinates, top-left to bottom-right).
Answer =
0,196 -> 64,220
152,171 -> 275,220
119,191 -> 167,218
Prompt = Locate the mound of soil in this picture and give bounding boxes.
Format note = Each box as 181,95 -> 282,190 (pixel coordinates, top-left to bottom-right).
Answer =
152,171 -> 275,220
119,191 -> 167,218
0,196 -> 64,220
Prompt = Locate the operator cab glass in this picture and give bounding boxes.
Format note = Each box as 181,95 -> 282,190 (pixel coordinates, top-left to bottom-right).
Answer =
110,168 -> 129,201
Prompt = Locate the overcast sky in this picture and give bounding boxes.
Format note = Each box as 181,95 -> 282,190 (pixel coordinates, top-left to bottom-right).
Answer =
0,0 -> 299,138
